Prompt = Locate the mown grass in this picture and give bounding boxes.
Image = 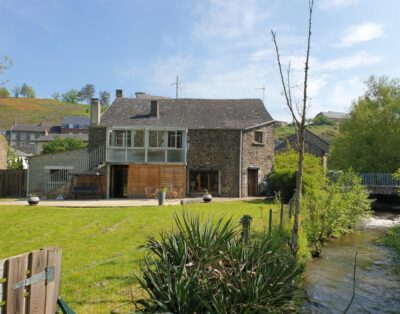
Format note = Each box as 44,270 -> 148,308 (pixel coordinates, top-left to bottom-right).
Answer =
0,200 -> 281,313
0,97 -> 89,129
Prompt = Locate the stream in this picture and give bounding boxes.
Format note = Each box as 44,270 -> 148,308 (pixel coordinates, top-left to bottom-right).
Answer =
304,212 -> 400,313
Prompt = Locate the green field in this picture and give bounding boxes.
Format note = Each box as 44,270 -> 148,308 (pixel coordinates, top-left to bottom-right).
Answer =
0,200 -> 281,313
275,124 -> 340,143
0,97 -> 89,130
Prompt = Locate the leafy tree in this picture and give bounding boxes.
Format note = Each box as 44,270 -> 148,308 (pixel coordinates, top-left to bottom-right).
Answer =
78,84 -> 95,104
99,90 -> 110,106
20,83 -> 36,98
12,85 -> 21,98
330,76 -> 400,172
0,87 -> 10,97
271,0 -> 315,255
42,137 -> 86,154
61,89 -> 80,103
312,115 -> 334,125
0,56 -> 12,86
52,92 -> 61,100
7,148 -> 23,169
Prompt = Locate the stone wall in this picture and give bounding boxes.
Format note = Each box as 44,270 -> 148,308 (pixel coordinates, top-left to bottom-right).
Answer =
28,149 -> 88,195
0,135 -> 7,169
88,126 -> 107,151
187,129 -> 240,197
241,124 -> 275,197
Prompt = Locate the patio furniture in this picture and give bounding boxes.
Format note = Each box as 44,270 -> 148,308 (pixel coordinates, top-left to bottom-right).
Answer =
145,187 -> 159,200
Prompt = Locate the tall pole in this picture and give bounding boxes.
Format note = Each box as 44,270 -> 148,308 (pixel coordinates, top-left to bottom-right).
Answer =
172,76 -> 181,98
255,86 -> 266,104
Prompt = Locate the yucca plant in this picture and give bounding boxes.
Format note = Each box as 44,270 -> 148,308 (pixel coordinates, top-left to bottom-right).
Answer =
135,212 -> 303,313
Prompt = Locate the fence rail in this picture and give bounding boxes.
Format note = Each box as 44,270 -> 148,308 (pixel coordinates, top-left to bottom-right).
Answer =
360,173 -> 400,187
43,146 -> 105,194
0,170 -> 27,197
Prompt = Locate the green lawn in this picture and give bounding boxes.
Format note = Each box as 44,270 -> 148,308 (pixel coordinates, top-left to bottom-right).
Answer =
0,200 -> 281,313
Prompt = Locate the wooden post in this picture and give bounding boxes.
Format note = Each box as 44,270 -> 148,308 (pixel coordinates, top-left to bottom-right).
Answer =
268,208 -> 273,236
280,202 -> 284,226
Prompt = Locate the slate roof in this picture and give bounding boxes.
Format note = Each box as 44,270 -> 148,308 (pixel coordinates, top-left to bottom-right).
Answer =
11,124 -> 48,132
101,98 -> 274,129
315,111 -> 348,120
275,129 -> 329,154
35,133 -> 88,142
61,116 -> 90,126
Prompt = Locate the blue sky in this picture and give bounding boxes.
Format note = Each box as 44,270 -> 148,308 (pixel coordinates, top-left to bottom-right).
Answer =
1,0 -> 399,121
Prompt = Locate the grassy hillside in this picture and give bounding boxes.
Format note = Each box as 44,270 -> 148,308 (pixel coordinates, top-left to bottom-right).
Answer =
275,124 -> 340,143
0,97 -> 89,130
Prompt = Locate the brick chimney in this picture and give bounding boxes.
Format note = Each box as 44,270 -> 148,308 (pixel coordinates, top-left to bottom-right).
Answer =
116,89 -> 123,98
150,100 -> 159,117
90,98 -> 101,125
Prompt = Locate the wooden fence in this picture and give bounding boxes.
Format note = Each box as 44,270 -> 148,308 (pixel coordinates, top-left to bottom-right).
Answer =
0,248 -> 62,314
0,170 -> 27,198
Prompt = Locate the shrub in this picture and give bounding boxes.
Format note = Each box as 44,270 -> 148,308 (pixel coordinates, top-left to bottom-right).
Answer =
312,115 -> 335,125
42,137 -> 86,154
303,169 -> 371,256
269,150 -> 325,203
136,212 -> 304,313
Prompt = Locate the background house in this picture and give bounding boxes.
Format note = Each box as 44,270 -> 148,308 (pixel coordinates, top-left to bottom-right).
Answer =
314,111 -> 348,125
61,116 -> 90,134
275,129 -> 329,169
89,91 -> 275,198
9,123 -> 53,154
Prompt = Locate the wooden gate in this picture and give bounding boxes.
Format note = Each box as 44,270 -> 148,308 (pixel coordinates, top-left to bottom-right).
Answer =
0,170 -> 27,198
0,248 -> 62,314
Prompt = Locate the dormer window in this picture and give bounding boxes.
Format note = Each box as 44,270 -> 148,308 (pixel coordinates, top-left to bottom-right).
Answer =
254,131 -> 264,144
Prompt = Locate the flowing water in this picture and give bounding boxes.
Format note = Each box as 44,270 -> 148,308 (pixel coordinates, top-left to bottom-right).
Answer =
304,212 -> 400,313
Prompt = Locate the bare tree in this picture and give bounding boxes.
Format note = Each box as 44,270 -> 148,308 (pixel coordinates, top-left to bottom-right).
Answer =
271,0 -> 314,255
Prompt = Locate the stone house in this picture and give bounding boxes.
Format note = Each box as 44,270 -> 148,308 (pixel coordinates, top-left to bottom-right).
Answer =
8,123 -> 59,154
89,90 -> 275,198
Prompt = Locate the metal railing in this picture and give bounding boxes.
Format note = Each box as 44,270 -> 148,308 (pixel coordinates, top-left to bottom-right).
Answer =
360,173 -> 400,187
43,146 -> 106,194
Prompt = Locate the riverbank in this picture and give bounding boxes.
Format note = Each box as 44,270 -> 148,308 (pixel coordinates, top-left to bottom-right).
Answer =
382,225 -> 400,272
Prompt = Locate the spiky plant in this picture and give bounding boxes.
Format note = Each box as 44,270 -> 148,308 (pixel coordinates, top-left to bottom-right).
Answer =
136,212 -> 303,313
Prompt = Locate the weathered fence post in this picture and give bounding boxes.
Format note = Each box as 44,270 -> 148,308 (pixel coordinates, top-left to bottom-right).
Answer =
268,209 -> 273,236
240,215 -> 252,244
280,203 -> 284,226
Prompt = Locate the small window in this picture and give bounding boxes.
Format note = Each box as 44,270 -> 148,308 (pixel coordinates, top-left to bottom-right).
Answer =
30,133 -> 36,140
254,131 -> 263,144
168,131 -> 183,148
20,132 -> 27,140
149,130 -> 166,148
11,133 -> 16,140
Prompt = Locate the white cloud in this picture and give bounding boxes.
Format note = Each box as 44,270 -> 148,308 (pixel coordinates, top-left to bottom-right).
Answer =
319,0 -> 359,10
337,22 -> 384,47
317,52 -> 382,71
